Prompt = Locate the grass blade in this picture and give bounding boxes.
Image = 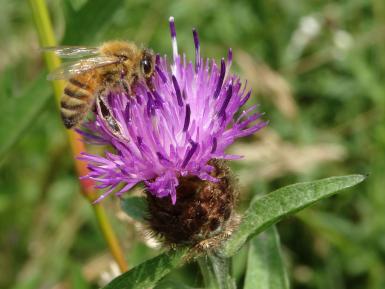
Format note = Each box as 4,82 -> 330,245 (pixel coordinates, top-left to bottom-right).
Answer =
0,73 -> 50,162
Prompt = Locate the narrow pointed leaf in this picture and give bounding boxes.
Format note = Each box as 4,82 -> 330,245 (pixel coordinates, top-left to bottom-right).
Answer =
103,248 -> 189,289
221,174 -> 365,257
244,226 -> 289,289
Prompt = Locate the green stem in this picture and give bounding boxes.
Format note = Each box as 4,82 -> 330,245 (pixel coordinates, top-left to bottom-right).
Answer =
28,0 -> 62,100
29,0 -> 128,273
198,254 -> 236,289
208,253 -> 236,289
198,256 -> 220,289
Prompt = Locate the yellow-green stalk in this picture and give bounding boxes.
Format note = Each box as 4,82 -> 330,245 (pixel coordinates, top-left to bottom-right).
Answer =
29,0 -> 128,272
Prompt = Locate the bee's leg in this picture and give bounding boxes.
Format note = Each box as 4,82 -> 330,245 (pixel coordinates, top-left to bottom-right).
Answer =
95,92 -> 122,137
119,69 -> 131,96
91,97 -> 97,113
121,80 -> 131,96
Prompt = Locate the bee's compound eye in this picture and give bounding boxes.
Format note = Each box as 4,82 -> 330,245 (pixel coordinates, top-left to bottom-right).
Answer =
141,59 -> 153,76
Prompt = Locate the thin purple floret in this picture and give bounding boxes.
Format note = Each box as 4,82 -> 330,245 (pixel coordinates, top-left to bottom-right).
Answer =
218,83 -> 232,118
183,104 -> 191,132
169,17 -> 177,38
214,59 -> 226,99
172,75 -> 183,106
192,28 -> 201,70
182,141 -> 198,168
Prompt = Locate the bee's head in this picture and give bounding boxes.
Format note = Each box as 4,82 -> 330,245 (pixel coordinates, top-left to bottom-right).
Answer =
140,48 -> 155,78
100,42 -> 155,81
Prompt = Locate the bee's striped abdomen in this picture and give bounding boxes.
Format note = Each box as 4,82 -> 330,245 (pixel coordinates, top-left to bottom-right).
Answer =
69,78 -> 91,90
60,75 -> 95,128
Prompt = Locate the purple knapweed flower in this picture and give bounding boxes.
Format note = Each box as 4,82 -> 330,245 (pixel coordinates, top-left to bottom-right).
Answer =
80,17 -> 267,204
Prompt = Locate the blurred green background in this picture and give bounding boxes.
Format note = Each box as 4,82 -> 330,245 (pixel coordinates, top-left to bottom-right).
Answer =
0,0 -> 383,288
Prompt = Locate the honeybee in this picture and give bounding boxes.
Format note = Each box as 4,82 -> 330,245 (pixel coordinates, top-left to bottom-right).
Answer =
46,41 -> 155,134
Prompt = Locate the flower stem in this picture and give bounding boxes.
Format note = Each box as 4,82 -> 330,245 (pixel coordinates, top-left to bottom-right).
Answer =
198,256 -> 220,289
29,0 -> 128,272
208,253 -> 236,289
208,251 -> 236,289
198,253 -> 236,289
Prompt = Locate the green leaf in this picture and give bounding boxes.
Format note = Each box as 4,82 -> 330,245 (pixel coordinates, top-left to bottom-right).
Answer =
244,226 -> 289,289
209,254 -> 236,289
198,254 -> 236,289
121,196 -> 147,222
63,0 -> 123,44
103,247 -> 189,289
0,72 -> 51,162
220,175 -> 365,257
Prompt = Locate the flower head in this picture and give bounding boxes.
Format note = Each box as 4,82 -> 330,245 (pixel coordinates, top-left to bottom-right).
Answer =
80,17 -> 267,204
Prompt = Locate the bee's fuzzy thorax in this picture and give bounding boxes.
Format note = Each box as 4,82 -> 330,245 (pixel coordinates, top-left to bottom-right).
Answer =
99,41 -> 140,58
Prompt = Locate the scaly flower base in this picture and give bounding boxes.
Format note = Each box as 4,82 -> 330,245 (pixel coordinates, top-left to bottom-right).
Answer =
146,159 -> 239,248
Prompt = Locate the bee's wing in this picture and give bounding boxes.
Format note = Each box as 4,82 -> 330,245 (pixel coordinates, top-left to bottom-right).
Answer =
42,46 -> 99,58
47,56 -> 119,80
